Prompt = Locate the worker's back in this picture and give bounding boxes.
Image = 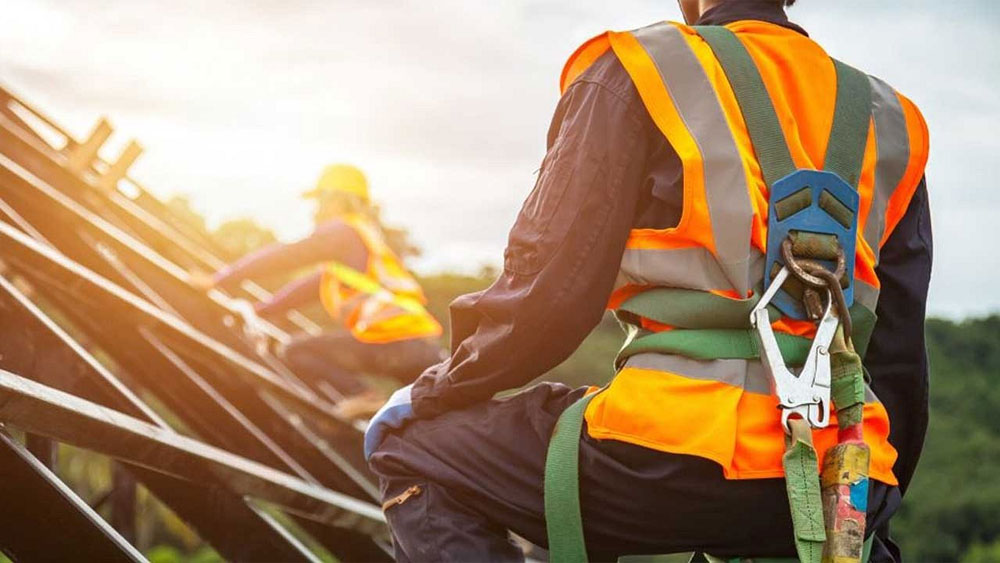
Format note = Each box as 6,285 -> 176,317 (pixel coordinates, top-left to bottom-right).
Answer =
318,213 -> 442,344
564,18 -> 927,484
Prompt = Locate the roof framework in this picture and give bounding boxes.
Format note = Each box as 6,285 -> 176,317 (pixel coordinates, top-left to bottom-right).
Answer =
0,85 -> 391,561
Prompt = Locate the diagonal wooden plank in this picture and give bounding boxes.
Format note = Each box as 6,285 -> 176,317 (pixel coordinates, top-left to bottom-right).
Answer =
0,367 -> 386,534
0,430 -> 145,562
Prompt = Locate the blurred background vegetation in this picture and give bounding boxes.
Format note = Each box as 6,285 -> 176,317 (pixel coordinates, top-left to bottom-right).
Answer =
54,202 -> 998,562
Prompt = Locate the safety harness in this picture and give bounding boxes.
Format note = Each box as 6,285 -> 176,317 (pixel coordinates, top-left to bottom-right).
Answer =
544,26 -> 874,563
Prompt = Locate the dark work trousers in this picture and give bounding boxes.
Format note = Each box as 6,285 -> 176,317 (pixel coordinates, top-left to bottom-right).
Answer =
282,330 -> 445,396
369,382 -> 903,562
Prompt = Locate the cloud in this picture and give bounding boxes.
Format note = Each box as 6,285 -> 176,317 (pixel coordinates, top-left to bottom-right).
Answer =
0,0 -> 995,316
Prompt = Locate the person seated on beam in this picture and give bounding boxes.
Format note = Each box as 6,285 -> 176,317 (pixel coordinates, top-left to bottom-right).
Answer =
362,0 -> 932,561
195,164 -> 444,409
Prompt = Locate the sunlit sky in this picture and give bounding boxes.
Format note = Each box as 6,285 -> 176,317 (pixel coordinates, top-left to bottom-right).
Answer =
0,1 -> 996,317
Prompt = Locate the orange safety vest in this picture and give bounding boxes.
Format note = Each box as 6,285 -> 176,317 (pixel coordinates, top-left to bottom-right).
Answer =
318,214 -> 442,344
562,21 -> 928,485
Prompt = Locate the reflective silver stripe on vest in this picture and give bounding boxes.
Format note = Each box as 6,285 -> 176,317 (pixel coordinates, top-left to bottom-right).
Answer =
620,247 -> 735,291
621,23 -> 754,295
854,278 -> 880,312
618,247 -> 766,294
624,352 -> 879,402
866,76 -> 910,266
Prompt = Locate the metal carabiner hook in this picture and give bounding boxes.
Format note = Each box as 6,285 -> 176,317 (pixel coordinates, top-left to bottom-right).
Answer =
751,266 -> 835,433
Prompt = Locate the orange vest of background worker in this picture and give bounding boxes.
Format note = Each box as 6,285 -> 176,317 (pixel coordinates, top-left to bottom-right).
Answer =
202,164 -> 443,401
364,2 -> 932,561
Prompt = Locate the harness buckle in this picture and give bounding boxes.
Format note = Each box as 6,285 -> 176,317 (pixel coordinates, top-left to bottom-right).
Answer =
751,266 -> 836,433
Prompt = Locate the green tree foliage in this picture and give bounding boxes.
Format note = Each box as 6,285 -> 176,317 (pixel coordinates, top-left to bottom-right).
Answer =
890,317 -> 1000,561
164,195 -> 208,234
210,218 -> 277,258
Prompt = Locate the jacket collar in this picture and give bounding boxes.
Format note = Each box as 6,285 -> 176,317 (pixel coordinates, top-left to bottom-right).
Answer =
696,0 -> 808,37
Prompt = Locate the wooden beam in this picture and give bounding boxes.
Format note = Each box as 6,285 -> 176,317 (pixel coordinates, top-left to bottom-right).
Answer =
0,367 -> 387,533
65,117 -> 112,175
97,140 -> 143,192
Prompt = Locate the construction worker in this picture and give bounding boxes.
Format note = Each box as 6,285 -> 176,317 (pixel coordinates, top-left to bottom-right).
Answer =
365,1 -> 931,562
197,164 -> 444,400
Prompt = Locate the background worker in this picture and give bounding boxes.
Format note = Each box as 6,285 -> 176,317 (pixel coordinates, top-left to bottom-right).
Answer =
364,0 -> 931,561
196,164 -> 444,403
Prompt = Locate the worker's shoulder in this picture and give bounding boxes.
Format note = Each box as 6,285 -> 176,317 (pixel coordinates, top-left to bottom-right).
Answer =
865,71 -> 930,152
565,49 -> 642,111
313,219 -> 366,246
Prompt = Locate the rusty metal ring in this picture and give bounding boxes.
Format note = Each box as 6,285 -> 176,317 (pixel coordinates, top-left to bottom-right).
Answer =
798,263 -> 854,338
780,237 -> 846,288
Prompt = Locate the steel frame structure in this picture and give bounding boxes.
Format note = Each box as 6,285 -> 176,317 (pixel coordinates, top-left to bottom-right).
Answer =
0,85 -> 392,561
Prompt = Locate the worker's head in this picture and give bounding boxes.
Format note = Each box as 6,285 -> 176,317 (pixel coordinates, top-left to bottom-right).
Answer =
677,0 -> 795,25
302,164 -> 371,223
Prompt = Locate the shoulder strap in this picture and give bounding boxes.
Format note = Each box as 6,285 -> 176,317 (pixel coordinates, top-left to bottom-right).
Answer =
824,60 -> 873,188
695,26 -> 873,190
694,25 -> 796,188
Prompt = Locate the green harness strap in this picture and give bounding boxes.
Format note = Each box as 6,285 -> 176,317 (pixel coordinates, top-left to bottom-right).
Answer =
619,327 -> 813,365
824,60 -> 874,189
694,26 -> 796,189
783,418 -> 827,562
693,27 -> 872,189
617,297 -> 877,366
545,393 -> 598,563
617,287 -> 780,330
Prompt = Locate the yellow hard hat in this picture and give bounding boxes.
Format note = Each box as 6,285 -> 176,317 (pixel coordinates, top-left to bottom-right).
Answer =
302,164 -> 369,202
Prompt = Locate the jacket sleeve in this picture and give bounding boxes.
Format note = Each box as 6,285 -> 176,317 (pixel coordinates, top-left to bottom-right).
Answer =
212,220 -> 367,289
255,270 -> 324,317
865,176 -> 933,494
411,61 -> 654,418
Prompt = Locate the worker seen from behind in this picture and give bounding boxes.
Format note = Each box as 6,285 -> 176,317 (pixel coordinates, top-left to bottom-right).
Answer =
197,164 -> 444,404
365,1 -> 931,561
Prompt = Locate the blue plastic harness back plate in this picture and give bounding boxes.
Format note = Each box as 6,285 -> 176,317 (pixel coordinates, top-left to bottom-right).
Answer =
764,169 -> 860,320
